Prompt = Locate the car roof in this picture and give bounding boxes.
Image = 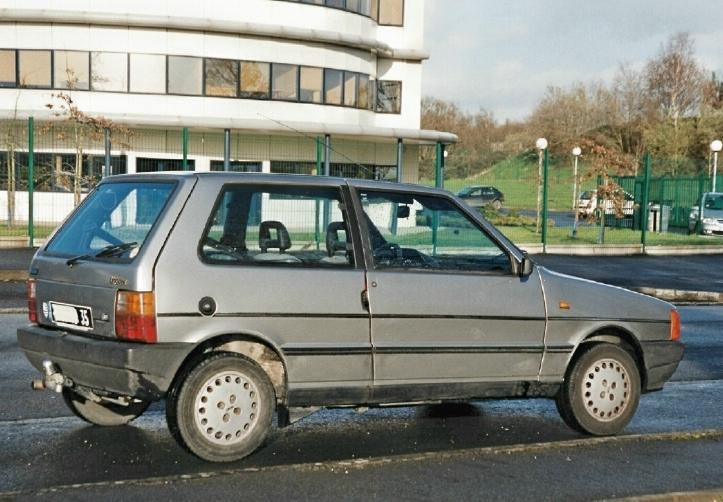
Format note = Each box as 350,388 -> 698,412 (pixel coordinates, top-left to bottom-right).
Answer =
102,171 -> 451,196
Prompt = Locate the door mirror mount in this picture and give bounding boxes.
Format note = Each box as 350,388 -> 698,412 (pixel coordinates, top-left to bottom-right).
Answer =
519,252 -> 534,277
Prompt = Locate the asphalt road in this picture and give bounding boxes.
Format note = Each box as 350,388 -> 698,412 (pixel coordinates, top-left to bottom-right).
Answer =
1,307 -> 722,500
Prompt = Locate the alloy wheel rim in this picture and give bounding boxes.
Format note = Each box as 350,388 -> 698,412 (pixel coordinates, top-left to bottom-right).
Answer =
581,357 -> 631,422
193,370 -> 260,445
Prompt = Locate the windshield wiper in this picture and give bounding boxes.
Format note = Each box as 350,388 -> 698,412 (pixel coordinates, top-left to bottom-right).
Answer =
66,242 -> 138,267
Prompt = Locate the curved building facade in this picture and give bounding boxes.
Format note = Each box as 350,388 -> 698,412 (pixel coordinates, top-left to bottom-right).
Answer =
0,0 -> 454,188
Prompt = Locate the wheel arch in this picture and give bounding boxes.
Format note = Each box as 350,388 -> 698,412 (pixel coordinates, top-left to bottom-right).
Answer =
169,332 -> 288,405
569,325 -> 647,391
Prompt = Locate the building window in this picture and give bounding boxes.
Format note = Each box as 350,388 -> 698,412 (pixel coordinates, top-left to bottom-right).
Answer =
53,51 -> 89,90
210,161 -> 262,172
18,50 -> 51,88
168,56 -> 203,96
270,161 -> 316,175
370,0 -> 379,21
326,0 -> 344,8
346,0 -> 360,12
376,80 -> 401,113
378,0 -> 404,25
136,157 -> 195,172
205,58 -> 238,97
130,54 -> 166,94
343,72 -> 358,107
324,69 -> 343,105
359,0 -> 372,16
240,61 -> 270,99
0,50 -> 16,87
300,66 -> 323,104
271,63 -> 298,101
91,52 -> 128,92
358,74 -> 370,110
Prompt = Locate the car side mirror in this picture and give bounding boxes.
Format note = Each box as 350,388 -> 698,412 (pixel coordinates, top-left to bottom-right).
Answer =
519,253 -> 534,277
397,205 -> 410,219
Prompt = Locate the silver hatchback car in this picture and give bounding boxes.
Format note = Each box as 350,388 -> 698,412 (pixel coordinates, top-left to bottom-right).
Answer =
19,172 -> 683,462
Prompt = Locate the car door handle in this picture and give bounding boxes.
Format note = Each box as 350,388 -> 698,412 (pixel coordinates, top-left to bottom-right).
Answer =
361,289 -> 369,311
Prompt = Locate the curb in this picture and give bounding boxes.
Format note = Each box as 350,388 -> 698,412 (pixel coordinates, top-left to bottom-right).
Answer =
604,488 -> 723,502
634,288 -> 723,304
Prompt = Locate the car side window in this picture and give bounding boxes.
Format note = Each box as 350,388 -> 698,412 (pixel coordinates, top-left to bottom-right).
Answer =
200,185 -> 354,268
357,190 -> 511,274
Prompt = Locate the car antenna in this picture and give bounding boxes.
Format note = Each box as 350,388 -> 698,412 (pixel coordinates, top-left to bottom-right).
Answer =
256,113 -> 378,179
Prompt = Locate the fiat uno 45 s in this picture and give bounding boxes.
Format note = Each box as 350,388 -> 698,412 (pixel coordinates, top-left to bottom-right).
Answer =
19,173 -> 684,462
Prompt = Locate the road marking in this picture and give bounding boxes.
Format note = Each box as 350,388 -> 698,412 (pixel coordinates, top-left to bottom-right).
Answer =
1,428 -> 722,499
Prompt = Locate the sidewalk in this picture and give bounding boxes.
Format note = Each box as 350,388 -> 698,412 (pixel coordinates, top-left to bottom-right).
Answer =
0,248 -> 721,308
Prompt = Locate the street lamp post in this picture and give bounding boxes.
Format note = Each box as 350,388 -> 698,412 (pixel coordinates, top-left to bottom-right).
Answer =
571,146 -> 582,238
711,140 -> 722,192
536,138 -> 549,250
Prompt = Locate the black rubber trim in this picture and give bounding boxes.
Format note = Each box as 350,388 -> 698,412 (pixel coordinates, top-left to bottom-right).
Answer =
548,317 -> 668,324
158,312 -> 545,321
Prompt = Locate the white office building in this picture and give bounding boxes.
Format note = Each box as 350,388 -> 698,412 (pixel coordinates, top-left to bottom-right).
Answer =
0,0 -> 455,193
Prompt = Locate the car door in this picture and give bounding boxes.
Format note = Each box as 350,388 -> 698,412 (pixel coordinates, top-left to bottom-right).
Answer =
351,185 -> 546,402
155,179 -> 372,406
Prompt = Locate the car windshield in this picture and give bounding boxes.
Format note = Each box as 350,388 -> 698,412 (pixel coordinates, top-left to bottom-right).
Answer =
704,194 -> 723,210
45,182 -> 176,259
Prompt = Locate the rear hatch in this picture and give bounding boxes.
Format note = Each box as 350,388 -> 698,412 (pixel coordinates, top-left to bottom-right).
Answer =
30,178 -> 185,339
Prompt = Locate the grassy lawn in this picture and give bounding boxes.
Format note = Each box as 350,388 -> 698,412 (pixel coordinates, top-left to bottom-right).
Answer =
0,224 -> 57,239
496,224 -> 723,246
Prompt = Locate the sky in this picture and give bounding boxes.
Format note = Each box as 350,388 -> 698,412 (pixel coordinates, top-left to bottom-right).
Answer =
423,0 -> 723,122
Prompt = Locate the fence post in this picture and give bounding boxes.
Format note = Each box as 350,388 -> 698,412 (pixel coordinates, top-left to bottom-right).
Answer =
434,142 -> 444,189
640,153 -> 651,251
182,127 -> 189,171
597,175 -> 605,245
223,129 -> 231,172
314,137 -> 322,250
541,147 -> 549,251
104,128 -> 111,177
28,117 -> 34,247
396,138 -> 403,183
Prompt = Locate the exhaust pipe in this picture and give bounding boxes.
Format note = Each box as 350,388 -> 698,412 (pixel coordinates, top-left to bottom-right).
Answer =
31,360 -> 67,393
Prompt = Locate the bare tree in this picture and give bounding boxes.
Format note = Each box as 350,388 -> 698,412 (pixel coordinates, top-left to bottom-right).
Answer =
1,91 -> 22,227
45,92 -> 131,206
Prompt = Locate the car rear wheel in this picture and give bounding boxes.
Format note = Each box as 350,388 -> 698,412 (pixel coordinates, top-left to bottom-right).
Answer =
166,352 -> 275,462
62,388 -> 150,426
556,343 -> 641,436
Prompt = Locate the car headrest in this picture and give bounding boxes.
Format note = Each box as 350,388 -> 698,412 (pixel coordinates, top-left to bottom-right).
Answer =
326,221 -> 349,257
259,220 -> 291,253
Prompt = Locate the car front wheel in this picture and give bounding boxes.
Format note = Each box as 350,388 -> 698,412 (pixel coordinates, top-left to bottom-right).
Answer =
556,343 -> 641,436
166,352 -> 275,462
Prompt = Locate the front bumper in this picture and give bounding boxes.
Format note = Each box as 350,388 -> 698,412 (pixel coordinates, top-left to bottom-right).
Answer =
641,340 -> 685,391
18,324 -> 194,400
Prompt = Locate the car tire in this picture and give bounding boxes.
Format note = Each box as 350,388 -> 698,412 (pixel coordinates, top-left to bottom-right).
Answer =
492,199 -> 502,210
166,352 -> 275,462
555,343 -> 641,436
62,388 -> 150,426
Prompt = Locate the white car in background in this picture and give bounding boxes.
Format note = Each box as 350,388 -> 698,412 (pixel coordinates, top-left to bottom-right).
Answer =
577,190 -> 635,218
689,192 -> 723,235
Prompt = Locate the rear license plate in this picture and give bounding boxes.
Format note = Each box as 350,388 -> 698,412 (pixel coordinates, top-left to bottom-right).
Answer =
49,302 -> 93,330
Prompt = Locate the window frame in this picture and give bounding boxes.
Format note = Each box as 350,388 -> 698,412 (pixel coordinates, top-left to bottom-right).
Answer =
348,185 -> 514,276
197,182 -> 365,270
167,55 -> 204,97
53,50 -> 90,91
89,51 -> 129,93
0,49 -> 17,88
204,57 -> 239,98
18,49 -> 53,89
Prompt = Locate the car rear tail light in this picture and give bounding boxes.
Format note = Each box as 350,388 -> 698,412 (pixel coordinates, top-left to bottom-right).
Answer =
27,279 -> 37,323
115,291 -> 157,343
670,309 -> 681,342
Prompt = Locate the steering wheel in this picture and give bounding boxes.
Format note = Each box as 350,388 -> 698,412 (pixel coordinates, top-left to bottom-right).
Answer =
373,242 -> 402,261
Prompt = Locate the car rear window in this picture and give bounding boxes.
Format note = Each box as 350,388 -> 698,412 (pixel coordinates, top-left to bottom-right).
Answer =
45,182 -> 176,259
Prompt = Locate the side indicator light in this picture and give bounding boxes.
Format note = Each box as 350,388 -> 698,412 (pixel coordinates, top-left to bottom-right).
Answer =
670,309 -> 681,342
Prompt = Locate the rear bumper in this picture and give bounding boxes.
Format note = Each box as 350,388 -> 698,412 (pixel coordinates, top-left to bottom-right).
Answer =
641,340 -> 684,392
18,325 -> 194,400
